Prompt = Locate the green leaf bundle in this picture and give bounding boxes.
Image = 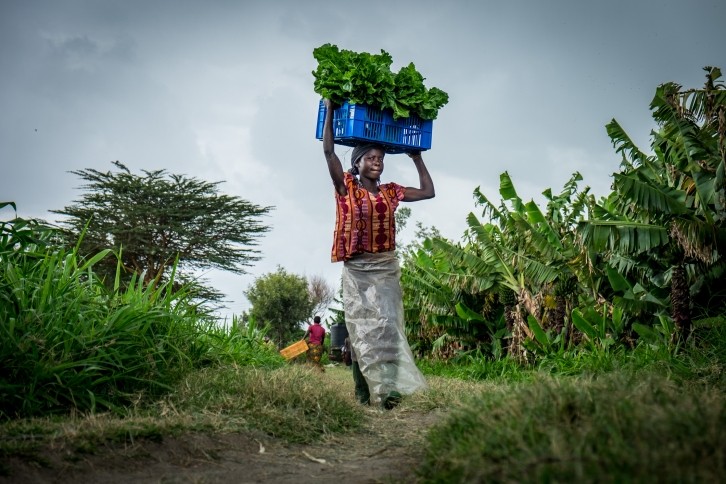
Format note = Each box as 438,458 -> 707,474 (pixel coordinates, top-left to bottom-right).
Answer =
312,43 -> 449,120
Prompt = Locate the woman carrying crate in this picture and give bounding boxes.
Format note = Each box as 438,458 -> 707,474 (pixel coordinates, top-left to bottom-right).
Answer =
303,316 -> 326,371
322,99 -> 434,409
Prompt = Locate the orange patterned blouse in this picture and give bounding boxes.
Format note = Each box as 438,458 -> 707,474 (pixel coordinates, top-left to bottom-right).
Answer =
331,172 -> 406,262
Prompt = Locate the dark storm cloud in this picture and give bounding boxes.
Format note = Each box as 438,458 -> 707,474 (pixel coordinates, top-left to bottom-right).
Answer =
1,0 -> 724,317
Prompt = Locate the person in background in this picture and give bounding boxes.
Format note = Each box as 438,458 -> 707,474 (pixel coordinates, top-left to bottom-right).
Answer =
303,316 -> 326,371
321,99 -> 433,409
342,336 -> 352,367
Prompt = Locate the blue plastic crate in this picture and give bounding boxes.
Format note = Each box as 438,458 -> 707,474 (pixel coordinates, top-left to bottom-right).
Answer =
315,100 -> 433,154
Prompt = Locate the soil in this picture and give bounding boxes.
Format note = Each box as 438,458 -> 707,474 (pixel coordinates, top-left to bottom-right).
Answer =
0,405 -> 445,484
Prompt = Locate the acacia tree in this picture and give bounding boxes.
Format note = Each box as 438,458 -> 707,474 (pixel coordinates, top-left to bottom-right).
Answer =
53,161 -> 273,302
245,267 -> 315,346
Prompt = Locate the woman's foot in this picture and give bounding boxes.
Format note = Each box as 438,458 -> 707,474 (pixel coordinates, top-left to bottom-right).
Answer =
382,391 -> 401,410
352,362 -> 370,405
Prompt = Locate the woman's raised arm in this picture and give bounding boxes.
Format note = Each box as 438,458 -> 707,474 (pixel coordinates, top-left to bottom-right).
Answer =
402,151 -> 435,202
322,99 -> 347,196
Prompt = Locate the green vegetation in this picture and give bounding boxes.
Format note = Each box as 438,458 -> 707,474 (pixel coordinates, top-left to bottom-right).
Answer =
53,161 -> 273,304
414,320 -> 726,483
0,365 -> 365,472
0,208 -> 282,418
420,372 -> 726,483
312,43 -> 449,120
245,266 -> 316,347
2,67 -> 725,482
2,338 -> 723,482
401,66 -> 726,363
166,365 -> 361,442
400,66 -> 726,482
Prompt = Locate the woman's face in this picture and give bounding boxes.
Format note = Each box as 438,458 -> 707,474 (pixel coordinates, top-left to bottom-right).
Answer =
356,148 -> 385,179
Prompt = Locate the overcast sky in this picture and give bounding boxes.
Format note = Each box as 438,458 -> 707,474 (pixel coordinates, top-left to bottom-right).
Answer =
2,0 -> 725,321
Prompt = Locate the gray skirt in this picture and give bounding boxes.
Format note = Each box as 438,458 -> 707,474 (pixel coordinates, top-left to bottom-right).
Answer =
342,251 -> 427,401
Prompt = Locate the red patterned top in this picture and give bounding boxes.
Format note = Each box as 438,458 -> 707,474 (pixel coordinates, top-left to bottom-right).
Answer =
331,172 -> 406,262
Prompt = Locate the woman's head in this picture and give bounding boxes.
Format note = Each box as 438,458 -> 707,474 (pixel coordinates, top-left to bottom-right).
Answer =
350,143 -> 386,178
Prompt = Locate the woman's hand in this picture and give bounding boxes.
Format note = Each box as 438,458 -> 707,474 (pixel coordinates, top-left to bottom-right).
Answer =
402,150 -> 435,201
407,150 -> 422,160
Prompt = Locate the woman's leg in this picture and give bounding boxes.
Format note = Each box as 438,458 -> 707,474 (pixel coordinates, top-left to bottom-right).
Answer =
351,361 -> 370,405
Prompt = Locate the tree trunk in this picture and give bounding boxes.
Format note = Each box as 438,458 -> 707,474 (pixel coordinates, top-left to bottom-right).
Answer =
509,304 -> 531,364
552,295 -> 566,336
503,305 -> 516,357
671,263 -> 691,340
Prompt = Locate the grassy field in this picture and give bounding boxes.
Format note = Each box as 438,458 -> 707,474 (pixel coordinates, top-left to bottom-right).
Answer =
2,214 -> 725,482
415,323 -> 726,482
2,344 -> 725,483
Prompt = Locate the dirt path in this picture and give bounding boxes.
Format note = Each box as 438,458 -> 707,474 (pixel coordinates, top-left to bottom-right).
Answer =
2,404 -> 446,483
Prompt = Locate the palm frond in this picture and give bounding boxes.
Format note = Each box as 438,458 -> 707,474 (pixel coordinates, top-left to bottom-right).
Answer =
473,186 -> 505,223
606,119 -> 650,169
577,219 -> 670,254
499,172 -> 524,213
524,200 -> 564,251
613,172 -> 688,215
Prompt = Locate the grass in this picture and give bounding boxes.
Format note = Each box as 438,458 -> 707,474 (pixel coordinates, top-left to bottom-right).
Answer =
415,321 -> 726,483
2,345 -> 725,482
159,364 -> 363,442
0,363 -> 366,472
0,362 -> 496,471
418,371 -> 726,483
0,219 -> 284,419
3,213 -> 725,481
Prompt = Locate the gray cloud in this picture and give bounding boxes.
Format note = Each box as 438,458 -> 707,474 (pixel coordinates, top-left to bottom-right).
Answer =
2,0 -> 725,318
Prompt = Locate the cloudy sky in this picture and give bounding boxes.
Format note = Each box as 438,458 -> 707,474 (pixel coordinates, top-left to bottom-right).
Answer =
2,0 -> 724,320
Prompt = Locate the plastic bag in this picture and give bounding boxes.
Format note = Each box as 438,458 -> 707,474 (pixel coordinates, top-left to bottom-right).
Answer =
342,252 -> 427,403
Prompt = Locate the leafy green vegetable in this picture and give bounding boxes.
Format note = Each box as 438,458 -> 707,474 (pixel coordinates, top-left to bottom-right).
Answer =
312,43 -> 449,120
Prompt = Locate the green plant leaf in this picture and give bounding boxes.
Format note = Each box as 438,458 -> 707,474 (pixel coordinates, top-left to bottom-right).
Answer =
632,322 -> 661,343
455,302 -> 486,323
607,266 -> 632,292
312,43 -> 448,120
527,315 -> 550,347
571,308 -> 597,341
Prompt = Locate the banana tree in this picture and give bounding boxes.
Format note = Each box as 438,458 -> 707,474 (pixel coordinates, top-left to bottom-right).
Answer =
467,172 -> 595,354
402,229 -> 501,358
578,66 -> 726,340
404,171 -> 593,361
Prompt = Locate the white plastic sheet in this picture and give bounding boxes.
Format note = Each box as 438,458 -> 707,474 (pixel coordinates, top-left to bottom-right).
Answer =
342,252 -> 427,403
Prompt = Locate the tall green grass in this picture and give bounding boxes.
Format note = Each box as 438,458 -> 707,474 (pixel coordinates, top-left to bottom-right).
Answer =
420,318 -> 726,385
418,351 -> 533,383
0,212 -> 282,419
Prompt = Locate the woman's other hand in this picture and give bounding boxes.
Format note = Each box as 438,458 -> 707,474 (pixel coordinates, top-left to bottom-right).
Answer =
407,150 -> 422,160
402,150 -> 434,201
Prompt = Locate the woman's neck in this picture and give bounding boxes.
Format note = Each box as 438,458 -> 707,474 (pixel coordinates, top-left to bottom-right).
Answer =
359,177 -> 379,193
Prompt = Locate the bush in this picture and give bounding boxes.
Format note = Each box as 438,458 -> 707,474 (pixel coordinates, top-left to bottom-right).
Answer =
0,211 -> 282,419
